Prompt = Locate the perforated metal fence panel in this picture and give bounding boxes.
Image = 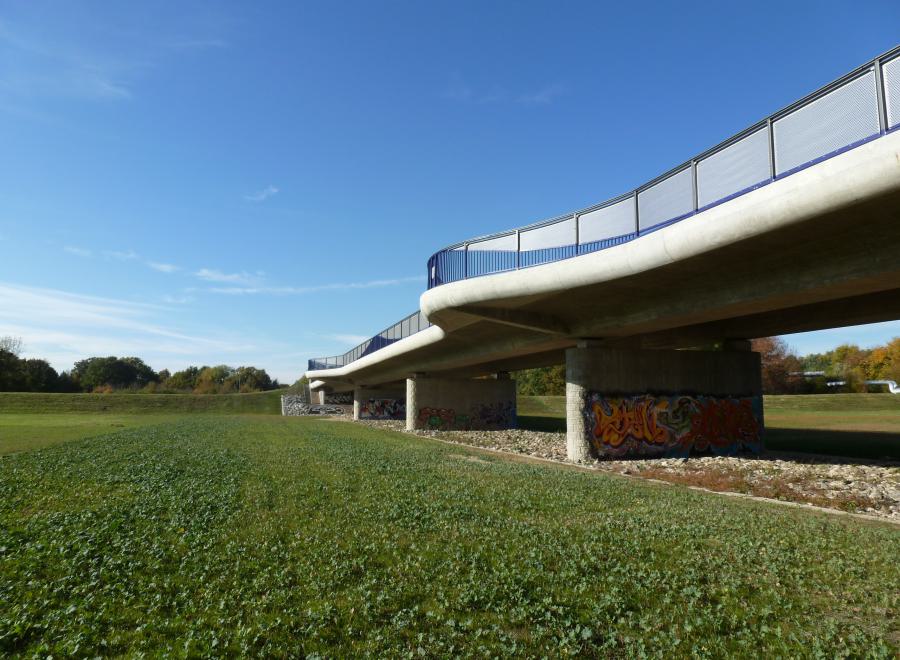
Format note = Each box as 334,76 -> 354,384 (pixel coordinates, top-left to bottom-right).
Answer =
885,55 -> 900,129
519,216 -> 576,250
774,71 -> 879,175
697,127 -> 770,208
637,167 -> 693,231
578,197 -> 636,243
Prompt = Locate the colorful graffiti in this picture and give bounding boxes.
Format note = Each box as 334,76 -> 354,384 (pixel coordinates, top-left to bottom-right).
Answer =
418,407 -> 468,430
585,393 -> 762,458
324,392 -> 353,405
359,398 -> 405,420
417,400 -> 516,430
473,401 -> 516,429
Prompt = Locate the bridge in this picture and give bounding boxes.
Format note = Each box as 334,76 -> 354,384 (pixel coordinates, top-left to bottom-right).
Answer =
306,45 -> 900,461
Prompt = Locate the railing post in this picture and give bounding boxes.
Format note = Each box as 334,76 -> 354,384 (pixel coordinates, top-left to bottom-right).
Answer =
767,117 -> 777,179
690,160 -> 699,211
573,213 -> 579,254
874,58 -> 888,134
464,242 -> 469,279
515,230 -> 521,269
633,191 -> 640,236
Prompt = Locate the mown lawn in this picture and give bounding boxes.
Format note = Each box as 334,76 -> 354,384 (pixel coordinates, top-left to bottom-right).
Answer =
0,390 -> 283,415
0,416 -> 897,656
519,394 -> 900,460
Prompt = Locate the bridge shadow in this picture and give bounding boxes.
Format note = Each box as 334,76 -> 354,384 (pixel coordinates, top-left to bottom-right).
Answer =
517,416 -> 900,465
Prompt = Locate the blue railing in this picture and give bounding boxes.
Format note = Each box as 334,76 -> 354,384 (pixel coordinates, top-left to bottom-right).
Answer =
427,45 -> 900,289
309,45 -> 900,373
308,310 -> 431,372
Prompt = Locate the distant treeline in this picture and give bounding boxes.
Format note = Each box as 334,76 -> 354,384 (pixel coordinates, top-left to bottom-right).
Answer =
514,337 -> 900,396
0,337 -> 282,394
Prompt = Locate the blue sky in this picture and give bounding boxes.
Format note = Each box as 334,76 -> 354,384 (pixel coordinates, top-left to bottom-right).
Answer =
0,1 -> 898,382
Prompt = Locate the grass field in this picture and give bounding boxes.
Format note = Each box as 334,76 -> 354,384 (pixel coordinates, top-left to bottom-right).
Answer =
0,415 -> 897,656
519,394 -> 900,460
0,391 -> 284,455
0,390 -> 283,415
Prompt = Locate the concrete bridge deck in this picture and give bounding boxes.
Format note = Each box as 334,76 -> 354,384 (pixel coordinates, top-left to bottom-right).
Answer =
306,46 -> 900,460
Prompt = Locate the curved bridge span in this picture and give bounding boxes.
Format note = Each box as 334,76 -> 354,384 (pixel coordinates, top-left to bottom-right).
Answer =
307,46 -> 900,460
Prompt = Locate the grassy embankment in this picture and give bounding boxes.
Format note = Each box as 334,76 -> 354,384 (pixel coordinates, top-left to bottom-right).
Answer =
0,391 -> 282,455
0,415 -> 897,655
519,394 -> 900,460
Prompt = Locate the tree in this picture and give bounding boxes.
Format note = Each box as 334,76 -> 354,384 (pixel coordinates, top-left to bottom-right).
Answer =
515,365 -> 565,396
72,356 -> 159,391
0,349 -> 25,391
0,336 -> 23,356
194,365 -> 233,394
22,359 -> 58,392
166,366 -> 202,391
751,337 -> 803,394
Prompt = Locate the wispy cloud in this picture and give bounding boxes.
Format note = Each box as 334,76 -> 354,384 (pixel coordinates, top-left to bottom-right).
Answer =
207,275 -> 425,295
104,249 -> 139,261
64,245 -> 92,258
0,19 -> 135,101
244,185 -> 279,202
162,294 -> 194,304
148,261 -> 180,273
442,74 -> 565,106
327,333 -> 369,345
517,83 -> 565,105
195,268 -> 264,285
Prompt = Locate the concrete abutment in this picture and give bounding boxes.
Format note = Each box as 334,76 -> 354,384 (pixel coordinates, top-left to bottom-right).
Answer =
566,346 -> 763,461
406,375 -> 517,431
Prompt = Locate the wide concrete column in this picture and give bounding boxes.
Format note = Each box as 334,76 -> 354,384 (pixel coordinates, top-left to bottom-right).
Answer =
566,345 -> 763,461
353,385 -> 406,420
406,375 -> 516,431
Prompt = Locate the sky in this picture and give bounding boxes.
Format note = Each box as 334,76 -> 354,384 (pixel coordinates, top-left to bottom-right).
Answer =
0,1 -> 898,383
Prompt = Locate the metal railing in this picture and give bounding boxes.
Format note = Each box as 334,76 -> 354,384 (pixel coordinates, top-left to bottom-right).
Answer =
427,45 -> 900,289
308,310 -> 431,371
309,45 -> 900,373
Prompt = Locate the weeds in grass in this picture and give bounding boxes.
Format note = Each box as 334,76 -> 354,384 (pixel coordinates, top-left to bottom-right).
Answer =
0,417 -> 898,655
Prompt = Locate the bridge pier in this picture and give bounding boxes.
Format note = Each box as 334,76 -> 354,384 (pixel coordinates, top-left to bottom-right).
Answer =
353,385 -> 406,420
566,344 -> 763,462
406,374 -> 517,431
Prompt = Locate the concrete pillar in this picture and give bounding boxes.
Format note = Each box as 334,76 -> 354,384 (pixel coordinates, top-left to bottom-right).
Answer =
353,385 -> 406,420
406,375 -> 517,431
566,346 -> 763,461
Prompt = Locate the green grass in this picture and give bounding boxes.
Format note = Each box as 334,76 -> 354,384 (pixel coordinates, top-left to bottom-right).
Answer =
0,390 -> 283,415
518,394 -> 900,460
0,415 -> 897,656
0,413 -> 187,455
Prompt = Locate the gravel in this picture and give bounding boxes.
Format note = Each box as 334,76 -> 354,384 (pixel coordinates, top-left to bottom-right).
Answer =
356,420 -> 900,521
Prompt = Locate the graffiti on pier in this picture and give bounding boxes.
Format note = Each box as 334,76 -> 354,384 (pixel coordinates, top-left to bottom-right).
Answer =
324,392 -> 353,405
360,398 -> 405,420
418,400 -> 515,430
473,400 -> 516,429
418,407 -> 468,430
585,393 -> 761,458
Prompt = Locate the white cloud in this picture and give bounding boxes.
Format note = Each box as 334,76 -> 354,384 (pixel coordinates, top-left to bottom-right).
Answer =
162,294 -> 194,304
148,261 -> 180,273
104,249 -> 139,261
327,333 -> 369,345
195,268 -> 263,285
64,245 -> 92,258
206,275 -> 425,295
0,281 -> 307,382
244,185 -> 279,202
